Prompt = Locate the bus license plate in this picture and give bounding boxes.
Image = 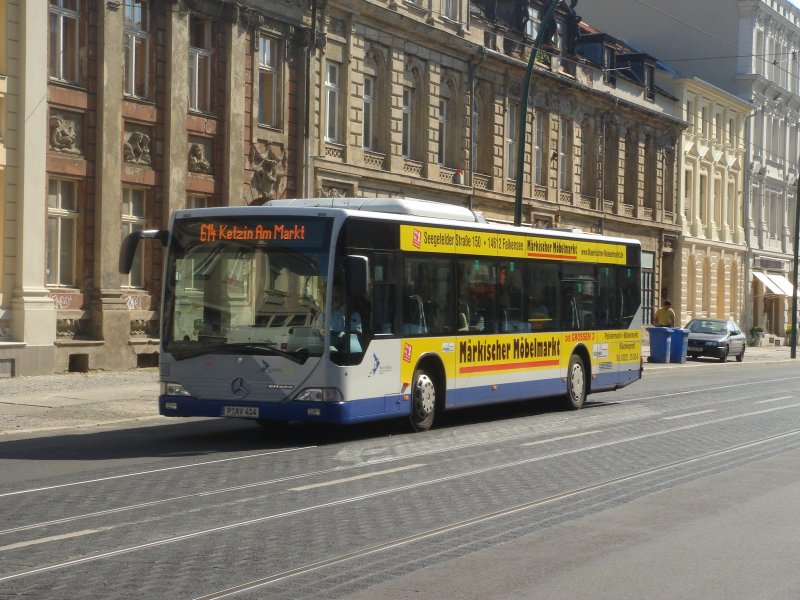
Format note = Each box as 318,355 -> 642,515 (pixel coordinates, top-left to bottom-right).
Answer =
224,406 -> 259,418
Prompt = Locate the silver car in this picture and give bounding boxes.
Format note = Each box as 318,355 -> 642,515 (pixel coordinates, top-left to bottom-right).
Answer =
685,318 -> 746,362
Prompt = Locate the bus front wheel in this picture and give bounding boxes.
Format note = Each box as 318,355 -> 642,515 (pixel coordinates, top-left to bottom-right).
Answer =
410,368 -> 437,432
564,354 -> 587,410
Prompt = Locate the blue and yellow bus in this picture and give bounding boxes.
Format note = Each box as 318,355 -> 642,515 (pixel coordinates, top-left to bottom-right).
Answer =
121,197 -> 642,432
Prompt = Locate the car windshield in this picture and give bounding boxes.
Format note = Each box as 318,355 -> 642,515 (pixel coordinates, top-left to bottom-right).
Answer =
162,216 -> 332,360
687,320 -> 727,335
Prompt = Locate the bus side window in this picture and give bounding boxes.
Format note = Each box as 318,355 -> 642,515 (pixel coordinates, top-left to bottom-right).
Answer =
404,255 -> 453,336
370,252 -> 395,334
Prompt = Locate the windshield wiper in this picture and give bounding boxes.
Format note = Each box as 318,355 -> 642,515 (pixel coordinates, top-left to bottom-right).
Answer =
223,343 -> 307,364
168,342 -> 309,364
169,343 -> 228,361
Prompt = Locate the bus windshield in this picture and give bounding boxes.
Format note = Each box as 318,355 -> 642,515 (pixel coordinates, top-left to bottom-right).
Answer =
162,215 -> 332,362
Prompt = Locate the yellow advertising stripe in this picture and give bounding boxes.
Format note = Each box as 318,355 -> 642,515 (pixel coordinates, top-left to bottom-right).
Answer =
399,330 -> 640,383
400,225 -> 627,265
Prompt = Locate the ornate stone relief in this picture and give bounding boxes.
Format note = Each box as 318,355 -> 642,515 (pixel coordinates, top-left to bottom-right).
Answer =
188,141 -> 212,174
50,114 -> 81,154
317,185 -> 350,198
249,142 -> 287,203
123,130 -> 152,165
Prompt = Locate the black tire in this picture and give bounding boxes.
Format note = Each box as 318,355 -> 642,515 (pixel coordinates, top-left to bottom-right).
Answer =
409,368 -> 437,432
736,346 -> 745,362
719,346 -> 729,362
563,354 -> 587,410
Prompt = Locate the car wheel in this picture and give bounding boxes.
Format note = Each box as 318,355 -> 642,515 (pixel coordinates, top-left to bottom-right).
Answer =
563,354 -> 587,410
719,346 -> 729,362
736,346 -> 745,362
409,368 -> 437,432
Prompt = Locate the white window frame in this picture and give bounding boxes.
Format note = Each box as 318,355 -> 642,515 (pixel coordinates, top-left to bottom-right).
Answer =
525,6 -> 540,39
363,76 -> 375,150
603,46 -> 616,86
437,98 -> 447,165
442,0 -> 457,20
471,96 -> 479,170
47,178 -> 78,288
325,61 -> 341,143
188,17 -> 212,113
559,119 -> 572,192
402,87 -> 413,158
124,0 -> 149,98
258,35 -> 281,127
507,103 -> 518,180
187,194 -> 210,209
534,110 -> 546,186
49,0 -> 80,83
122,187 -> 147,288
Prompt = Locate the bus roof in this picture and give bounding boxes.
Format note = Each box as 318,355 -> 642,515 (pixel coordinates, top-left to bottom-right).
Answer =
263,197 -> 482,222
174,197 -> 641,247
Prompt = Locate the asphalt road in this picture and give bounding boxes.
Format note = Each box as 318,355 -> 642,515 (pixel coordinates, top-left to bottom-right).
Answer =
0,349 -> 799,599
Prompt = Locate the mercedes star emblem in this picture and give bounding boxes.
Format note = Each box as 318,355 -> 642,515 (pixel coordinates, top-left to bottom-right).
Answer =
230,376 -> 251,398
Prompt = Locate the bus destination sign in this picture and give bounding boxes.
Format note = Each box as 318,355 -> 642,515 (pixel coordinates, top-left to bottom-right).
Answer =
199,223 -> 307,242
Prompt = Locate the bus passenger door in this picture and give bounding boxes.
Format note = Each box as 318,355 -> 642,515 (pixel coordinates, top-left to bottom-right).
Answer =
561,274 -> 619,390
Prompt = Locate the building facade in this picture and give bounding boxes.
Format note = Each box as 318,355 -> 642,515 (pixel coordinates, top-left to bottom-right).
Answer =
1,0 -> 311,375
0,0 -> 684,376
310,1 -> 684,327
580,0 -> 800,340
664,76 -> 751,325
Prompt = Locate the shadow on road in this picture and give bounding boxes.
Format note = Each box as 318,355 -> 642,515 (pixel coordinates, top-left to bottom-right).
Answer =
0,394 -> 598,463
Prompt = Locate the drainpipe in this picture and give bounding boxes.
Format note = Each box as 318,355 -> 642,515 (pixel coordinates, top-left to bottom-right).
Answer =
467,47 -> 487,211
304,0 -> 318,198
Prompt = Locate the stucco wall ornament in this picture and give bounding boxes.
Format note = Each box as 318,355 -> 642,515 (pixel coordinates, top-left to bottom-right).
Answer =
124,132 -> 152,165
50,116 -> 80,153
249,142 -> 287,203
188,143 -> 212,174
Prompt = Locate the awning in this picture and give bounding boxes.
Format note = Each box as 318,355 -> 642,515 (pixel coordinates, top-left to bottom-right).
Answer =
765,273 -> 799,298
753,271 -> 786,296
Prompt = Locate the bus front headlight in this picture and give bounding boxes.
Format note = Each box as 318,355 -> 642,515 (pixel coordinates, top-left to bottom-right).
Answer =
295,388 -> 343,403
161,382 -> 191,396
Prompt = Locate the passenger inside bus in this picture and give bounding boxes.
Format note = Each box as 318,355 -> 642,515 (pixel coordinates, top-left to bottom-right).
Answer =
528,292 -> 551,331
403,294 -> 427,335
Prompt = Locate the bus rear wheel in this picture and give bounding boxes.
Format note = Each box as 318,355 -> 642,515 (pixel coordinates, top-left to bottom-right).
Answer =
410,368 -> 437,432
563,354 -> 587,410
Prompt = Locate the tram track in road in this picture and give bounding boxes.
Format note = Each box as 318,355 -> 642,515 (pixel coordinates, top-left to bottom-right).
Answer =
192,429 -> 800,600
3,404 -> 800,589
2,394 -> 800,542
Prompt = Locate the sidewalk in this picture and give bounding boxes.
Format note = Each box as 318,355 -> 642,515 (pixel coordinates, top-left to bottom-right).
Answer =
642,340 -> 795,368
0,369 -> 161,436
0,344 -> 796,437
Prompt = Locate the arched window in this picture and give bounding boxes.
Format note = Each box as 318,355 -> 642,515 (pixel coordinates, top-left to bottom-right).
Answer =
363,46 -> 388,154
402,61 -> 424,160
472,83 -> 492,174
716,260 -> 726,318
438,77 -> 459,168
687,256 -> 696,319
702,257 -> 712,315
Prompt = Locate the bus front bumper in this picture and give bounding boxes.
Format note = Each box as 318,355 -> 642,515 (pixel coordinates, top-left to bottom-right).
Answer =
159,394 -> 407,424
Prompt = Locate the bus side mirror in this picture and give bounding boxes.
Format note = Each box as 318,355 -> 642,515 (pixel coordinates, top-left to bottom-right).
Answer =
346,255 -> 369,297
119,229 -> 168,274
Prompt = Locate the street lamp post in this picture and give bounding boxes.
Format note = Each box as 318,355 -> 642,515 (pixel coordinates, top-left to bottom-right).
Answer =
513,0 -> 562,226
791,160 -> 800,358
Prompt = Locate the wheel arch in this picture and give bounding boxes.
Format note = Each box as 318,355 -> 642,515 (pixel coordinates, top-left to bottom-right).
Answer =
569,343 -> 592,394
415,352 -> 447,413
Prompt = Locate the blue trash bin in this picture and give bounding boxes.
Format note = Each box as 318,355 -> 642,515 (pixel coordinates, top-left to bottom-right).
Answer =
647,327 -> 672,363
669,328 -> 689,364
